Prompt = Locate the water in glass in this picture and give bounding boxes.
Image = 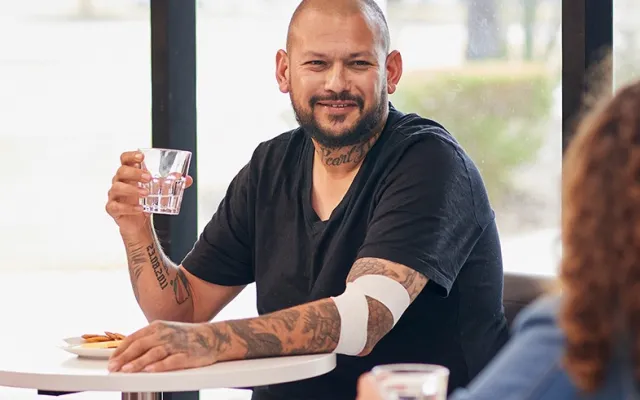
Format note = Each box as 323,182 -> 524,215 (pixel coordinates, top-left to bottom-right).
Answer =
138,148 -> 191,215
140,175 -> 187,215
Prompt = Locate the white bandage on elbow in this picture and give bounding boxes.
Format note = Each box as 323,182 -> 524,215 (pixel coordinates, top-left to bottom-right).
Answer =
331,274 -> 412,356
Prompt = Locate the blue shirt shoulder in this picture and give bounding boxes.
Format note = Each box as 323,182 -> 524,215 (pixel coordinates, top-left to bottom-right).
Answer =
449,294 -> 640,400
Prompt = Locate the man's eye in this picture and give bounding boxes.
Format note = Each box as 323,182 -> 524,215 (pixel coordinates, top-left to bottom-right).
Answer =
308,60 -> 326,66
352,61 -> 371,66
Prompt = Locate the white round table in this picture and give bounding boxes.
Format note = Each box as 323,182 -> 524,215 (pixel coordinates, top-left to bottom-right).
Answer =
0,339 -> 336,400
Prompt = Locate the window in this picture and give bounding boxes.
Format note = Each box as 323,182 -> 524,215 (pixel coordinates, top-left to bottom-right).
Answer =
614,0 -> 640,90
196,0 -> 563,323
0,0 -> 151,358
388,0 -> 562,278
196,1 -> 300,321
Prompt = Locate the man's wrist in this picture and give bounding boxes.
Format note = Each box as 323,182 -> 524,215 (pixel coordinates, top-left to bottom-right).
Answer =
120,220 -> 153,242
204,321 -> 237,363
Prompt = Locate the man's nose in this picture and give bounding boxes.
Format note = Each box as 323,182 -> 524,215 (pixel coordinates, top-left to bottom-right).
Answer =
324,65 -> 350,93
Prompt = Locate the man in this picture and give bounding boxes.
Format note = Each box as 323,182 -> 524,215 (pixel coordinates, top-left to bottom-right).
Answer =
104,0 -> 509,399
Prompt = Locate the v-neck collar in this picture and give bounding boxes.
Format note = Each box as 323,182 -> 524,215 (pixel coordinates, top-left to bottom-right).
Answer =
300,103 -> 403,230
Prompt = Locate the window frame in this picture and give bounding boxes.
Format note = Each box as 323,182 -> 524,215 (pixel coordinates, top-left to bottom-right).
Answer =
150,0 -> 199,261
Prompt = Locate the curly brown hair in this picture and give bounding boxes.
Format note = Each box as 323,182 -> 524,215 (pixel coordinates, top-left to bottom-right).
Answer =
559,78 -> 640,393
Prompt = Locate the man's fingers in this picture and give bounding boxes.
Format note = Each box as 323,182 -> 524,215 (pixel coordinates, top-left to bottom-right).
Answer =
105,201 -> 143,217
108,182 -> 148,201
120,151 -> 144,166
115,165 -> 151,184
110,326 -> 154,359
185,175 -> 193,188
109,335 -> 157,372
119,345 -> 170,373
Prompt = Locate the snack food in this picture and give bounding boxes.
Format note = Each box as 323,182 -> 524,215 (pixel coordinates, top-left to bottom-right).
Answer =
79,331 -> 127,348
80,340 -> 122,349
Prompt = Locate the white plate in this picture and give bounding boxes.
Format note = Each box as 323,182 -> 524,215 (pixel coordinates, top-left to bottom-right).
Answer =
59,337 -> 116,359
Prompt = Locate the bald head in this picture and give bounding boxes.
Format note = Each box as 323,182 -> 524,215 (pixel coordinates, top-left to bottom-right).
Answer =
276,0 -> 403,151
286,0 -> 390,56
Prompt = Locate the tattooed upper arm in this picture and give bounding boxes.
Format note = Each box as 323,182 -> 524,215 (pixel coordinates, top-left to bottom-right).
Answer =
346,257 -> 429,302
345,257 -> 429,355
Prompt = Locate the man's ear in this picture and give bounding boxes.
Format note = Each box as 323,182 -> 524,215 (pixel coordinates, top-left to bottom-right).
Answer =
275,49 -> 290,93
385,50 -> 403,94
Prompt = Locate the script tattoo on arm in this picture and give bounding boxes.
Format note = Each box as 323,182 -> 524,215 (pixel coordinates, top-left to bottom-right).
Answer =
125,238 -> 191,307
346,257 -> 429,354
146,243 -> 168,290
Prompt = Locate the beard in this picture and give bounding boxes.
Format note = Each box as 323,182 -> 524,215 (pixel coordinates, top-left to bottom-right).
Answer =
290,89 -> 386,149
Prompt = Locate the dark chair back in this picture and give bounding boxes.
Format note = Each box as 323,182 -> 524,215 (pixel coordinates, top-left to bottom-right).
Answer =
503,272 -> 554,327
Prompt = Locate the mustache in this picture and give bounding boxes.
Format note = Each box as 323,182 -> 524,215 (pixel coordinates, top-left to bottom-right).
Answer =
309,92 -> 364,109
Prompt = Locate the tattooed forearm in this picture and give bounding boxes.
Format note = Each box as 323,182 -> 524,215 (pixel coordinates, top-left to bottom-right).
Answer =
208,299 -> 341,362
227,321 -> 285,358
125,242 -> 147,301
120,231 -> 195,323
151,322 -> 232,358
301,302 -> 341,352
347,257 -> 428,301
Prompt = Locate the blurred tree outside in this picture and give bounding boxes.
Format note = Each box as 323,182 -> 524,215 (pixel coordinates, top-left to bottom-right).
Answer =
522,0 -> 538,61
279,0 -> 562,232
466,0 -> 551,61
391,63 -> 554,209
466,0 -> 507,59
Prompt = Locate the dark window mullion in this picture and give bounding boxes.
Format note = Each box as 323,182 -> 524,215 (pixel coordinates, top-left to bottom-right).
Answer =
150,0 -> 198,262
562,0 -> 614,152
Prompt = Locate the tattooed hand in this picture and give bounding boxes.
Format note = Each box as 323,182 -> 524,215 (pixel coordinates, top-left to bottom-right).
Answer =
107,320 -> 228,373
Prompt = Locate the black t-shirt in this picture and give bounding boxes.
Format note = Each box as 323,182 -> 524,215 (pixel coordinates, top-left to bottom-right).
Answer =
182,104 -> 509,400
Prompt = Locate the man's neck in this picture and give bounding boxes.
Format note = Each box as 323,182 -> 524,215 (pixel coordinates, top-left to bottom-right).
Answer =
312,132 -> 381,178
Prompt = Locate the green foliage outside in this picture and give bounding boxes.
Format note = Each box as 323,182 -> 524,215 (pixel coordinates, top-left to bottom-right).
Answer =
391,62 -> 556,206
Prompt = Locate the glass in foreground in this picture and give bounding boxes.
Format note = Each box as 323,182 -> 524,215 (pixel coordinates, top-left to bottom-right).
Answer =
372,363 -> 450,400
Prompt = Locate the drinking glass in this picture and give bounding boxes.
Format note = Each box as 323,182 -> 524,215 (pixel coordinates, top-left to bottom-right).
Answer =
138,148 -> 192,215
372,364 -> 450,400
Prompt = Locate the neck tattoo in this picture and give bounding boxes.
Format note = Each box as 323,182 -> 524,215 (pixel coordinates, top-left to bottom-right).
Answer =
316,132 -> 381,167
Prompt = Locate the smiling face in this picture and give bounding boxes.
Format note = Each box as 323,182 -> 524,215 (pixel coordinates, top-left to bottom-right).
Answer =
276,5 -> 402,149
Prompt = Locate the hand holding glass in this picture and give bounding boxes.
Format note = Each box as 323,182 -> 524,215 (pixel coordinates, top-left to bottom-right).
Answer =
138,148 -> 192,215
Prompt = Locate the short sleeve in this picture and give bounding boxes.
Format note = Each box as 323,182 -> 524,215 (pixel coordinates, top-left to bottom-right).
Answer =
357,137 -> 488,296
181,163 -> 254,286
